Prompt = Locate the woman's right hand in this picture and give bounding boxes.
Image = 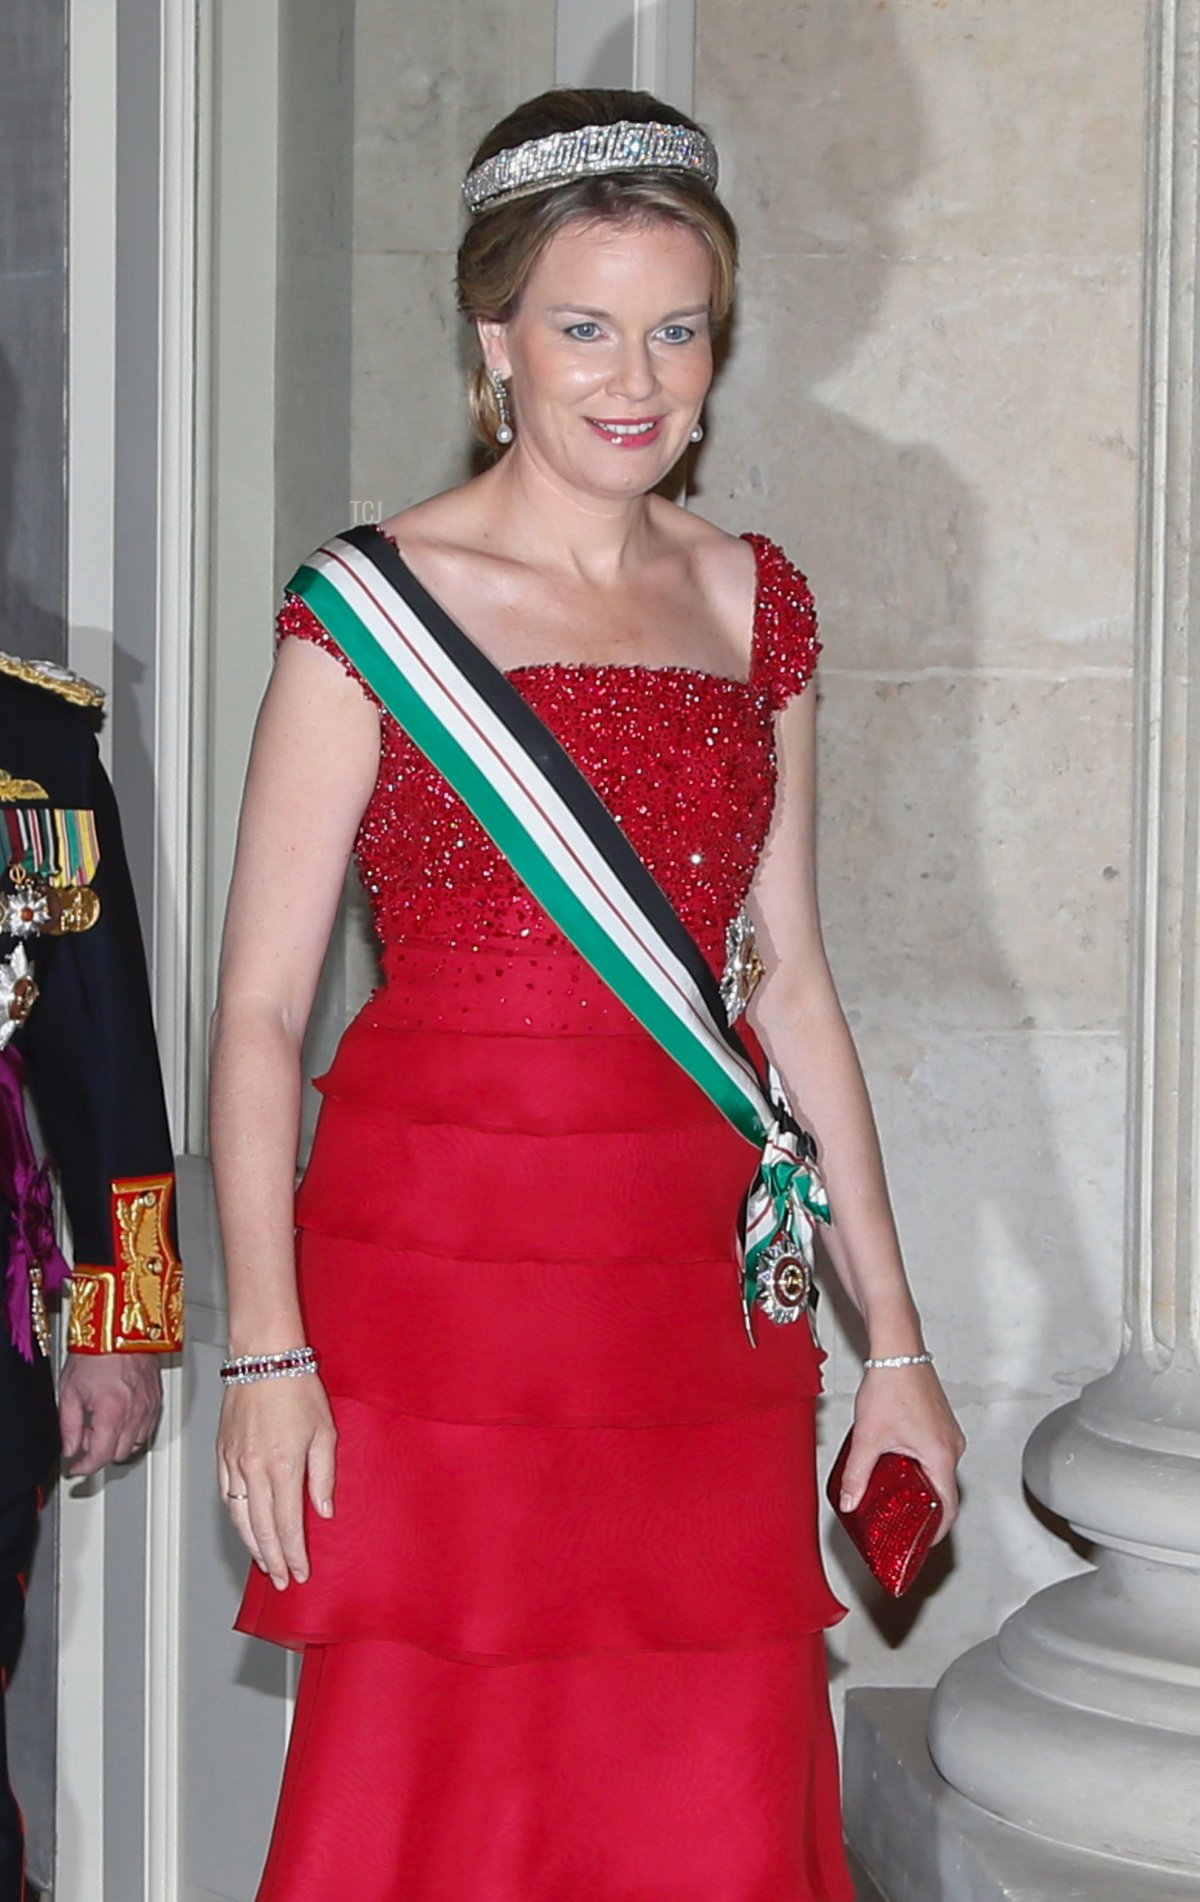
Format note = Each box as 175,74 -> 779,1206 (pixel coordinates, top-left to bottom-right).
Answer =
217,1374 -> 338,1590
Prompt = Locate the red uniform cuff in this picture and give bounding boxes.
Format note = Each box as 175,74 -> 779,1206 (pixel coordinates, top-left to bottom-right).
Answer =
67,1174 -> 184,1353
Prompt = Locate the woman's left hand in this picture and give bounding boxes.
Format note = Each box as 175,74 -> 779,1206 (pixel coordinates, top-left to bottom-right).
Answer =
837,1363 -> 965,1542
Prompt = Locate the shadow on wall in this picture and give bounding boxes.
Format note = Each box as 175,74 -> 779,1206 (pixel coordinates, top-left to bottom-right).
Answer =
688,4 -> 1112,1641
0,350 -> 67,663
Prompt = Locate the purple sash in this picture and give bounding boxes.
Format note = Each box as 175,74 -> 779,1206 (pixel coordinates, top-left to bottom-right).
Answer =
0,1044 -> 69,1359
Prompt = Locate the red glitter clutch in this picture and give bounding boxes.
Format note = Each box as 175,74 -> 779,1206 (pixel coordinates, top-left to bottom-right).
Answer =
826,1434 -> 944,1597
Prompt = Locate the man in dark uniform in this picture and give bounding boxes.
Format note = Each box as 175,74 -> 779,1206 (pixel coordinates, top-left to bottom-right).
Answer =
0,650 -> 183,1900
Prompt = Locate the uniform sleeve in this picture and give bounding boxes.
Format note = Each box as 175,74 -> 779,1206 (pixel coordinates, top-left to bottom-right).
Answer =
20,721 -> 183,1355
745,534 -> 822,713
276,592 -> 385,714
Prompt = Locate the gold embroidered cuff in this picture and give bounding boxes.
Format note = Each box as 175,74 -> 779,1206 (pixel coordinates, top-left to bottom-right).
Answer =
68,1174 -> 184,1353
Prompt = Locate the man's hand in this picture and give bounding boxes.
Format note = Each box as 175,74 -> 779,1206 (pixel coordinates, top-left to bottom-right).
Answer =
59,1352 -> 163,1475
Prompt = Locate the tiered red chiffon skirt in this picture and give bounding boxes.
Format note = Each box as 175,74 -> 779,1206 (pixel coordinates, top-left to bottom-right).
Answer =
237,942 -> 854,1900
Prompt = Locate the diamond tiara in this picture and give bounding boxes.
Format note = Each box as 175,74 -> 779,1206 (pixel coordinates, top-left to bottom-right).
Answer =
462,120 -> 719,216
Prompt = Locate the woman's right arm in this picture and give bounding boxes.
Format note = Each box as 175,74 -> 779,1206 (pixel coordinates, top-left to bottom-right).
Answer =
210,634 -> 380,1589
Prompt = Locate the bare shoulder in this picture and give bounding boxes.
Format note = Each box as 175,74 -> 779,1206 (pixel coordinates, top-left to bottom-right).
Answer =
650,501 -> 758,648
378,487 -> 526,621
377,484 -> 489,566
268,628 -> 380,745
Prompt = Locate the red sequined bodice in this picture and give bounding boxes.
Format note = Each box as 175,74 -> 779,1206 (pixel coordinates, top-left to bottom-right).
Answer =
278,528 -> 819,972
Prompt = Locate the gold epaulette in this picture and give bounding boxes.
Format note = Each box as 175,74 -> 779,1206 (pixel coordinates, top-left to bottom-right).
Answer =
0,650 -> 105,711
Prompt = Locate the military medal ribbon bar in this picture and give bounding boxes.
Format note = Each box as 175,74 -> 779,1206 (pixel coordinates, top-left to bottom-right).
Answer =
0,806 -> 99,886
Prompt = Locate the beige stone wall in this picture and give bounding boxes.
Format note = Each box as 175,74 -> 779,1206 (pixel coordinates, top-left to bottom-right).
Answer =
352,0 -> 557,517
694,3 -> 1145,1691
334,0 -> 557,1028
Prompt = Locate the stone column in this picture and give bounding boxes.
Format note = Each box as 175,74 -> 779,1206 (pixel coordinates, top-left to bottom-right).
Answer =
926,0 -> 1200,1877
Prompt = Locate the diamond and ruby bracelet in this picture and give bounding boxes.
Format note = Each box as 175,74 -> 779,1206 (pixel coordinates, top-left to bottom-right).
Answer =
219,1346 -> 319,1386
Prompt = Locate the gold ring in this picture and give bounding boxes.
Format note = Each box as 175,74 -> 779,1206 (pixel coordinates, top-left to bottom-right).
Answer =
225,1490 -> 249,1501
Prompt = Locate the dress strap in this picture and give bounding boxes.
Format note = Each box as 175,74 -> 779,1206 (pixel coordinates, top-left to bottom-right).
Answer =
743,534 -> 822,711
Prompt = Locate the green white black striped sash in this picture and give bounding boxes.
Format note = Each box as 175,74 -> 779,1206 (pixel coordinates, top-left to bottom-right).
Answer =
287,524 -> 830,1340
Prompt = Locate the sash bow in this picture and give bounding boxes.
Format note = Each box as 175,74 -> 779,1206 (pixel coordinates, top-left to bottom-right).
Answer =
741,1114 -> 832,1341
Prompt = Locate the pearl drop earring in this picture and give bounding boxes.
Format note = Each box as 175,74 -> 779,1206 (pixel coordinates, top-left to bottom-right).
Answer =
491,369 -> 515,446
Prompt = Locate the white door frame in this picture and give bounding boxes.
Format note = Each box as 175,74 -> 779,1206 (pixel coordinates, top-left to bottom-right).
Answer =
555,0 -> 695,107
61,2 -> 205,1897
59,4 -> 119,1886
143,2 -> 202,1891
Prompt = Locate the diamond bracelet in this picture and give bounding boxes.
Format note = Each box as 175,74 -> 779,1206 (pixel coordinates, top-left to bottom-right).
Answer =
219,1346 -> 319,1386
862,1352 -> 935,1370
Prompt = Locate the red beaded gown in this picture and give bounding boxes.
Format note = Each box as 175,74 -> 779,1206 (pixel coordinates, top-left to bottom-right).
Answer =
236,526 -> 855,1902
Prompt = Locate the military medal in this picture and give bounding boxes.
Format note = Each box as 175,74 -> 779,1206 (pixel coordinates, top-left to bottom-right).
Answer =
0,947 -> 37,1051
1,872 -> 51,938
719,906 -> 765,1025
1,868 -> 100,939
753,1230 -> 814,1325
739,1116 -> 830,1342
47,883 -> 101,932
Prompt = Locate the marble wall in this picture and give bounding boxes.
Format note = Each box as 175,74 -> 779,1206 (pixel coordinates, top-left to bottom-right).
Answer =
347,0 -> 1147,1699
693,1 -> 1145,1693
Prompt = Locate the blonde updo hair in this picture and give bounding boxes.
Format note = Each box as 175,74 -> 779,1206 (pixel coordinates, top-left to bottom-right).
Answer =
457,88 -> 739,452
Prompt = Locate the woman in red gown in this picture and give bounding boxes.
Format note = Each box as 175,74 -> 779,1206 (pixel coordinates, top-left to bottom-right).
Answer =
212,87 -> 964,1901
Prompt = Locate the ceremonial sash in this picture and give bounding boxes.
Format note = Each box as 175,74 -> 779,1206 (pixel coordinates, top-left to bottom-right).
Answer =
0,1044 -> 69,1359
286,524 -> 831,1341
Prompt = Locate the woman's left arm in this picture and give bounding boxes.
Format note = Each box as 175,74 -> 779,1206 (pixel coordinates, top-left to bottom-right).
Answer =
747,687 -> 965,1533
